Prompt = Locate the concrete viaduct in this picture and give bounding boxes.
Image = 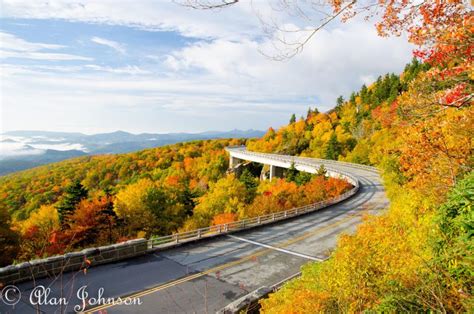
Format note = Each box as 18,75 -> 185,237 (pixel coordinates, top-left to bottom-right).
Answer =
227,146 -> 360,184
0,147 -> 388,314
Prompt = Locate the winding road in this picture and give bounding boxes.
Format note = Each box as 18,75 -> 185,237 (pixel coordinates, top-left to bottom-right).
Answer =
1,148 -> 388,314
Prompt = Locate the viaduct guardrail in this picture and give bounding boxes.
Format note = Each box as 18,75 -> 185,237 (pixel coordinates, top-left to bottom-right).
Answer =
226,145 -> 378,173
0,239 -> 148,285
148,184 -> 358,249
148,146 -> 361,249
0,146 -> 366,286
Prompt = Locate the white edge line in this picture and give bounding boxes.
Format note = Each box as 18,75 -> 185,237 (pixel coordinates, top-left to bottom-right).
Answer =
227,235 -> 325,262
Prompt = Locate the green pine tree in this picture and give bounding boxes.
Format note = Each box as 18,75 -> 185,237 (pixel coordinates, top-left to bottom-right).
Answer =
289,113 -> 296,124
306,107 -> 313,119
325,133 -> 342,160
295,172 -> 313,186
239,168 -> 258,203
285,162 -> 298,183
57,180 -> 88,223
317,164 -> 327,177
335,96 -> 345,115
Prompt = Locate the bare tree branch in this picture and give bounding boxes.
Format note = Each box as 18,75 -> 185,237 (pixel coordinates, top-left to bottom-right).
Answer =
177,0 -> 238,10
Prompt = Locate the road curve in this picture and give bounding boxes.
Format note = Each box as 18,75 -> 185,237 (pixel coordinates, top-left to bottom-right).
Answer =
0,149 -> 388,314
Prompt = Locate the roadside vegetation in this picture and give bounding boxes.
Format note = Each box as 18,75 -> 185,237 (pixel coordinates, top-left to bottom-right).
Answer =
255,1 -> 472,312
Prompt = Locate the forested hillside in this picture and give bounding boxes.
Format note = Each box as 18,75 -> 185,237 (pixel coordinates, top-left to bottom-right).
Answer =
256,1 -> 473,311
0,139 -> 238,263
0,138 -> 351,265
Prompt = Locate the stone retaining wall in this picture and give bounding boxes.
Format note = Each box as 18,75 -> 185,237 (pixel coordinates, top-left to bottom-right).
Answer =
217,272 -> 302,314
0,239 -> 148,285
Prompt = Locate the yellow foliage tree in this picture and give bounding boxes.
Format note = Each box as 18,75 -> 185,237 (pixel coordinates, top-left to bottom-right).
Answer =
17,205 -> 59,235
114,178 -> 156,236
194,174 -> 247,222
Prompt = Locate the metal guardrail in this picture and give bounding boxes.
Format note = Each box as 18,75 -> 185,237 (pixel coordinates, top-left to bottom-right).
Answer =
148,177 -> 359,249
226,146 -> 361,186
148,189 -> 358,248
225,145 -> 379,173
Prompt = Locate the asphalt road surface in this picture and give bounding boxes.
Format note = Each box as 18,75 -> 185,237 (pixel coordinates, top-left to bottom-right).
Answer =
0,152 -> 388,314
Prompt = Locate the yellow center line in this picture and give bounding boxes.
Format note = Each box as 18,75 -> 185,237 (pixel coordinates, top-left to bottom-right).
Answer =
87,211 -> 363,313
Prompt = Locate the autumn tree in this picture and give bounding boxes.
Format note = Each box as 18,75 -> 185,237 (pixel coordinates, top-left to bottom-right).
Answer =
211,212 -> 237,226
0,206 -> 19,266
17,205 -> 60,260
114,179 -> 157,237
194,174 -> 247,222
144,185 -> 187,235
243,179 -> 301,217
65,196 -> 118,248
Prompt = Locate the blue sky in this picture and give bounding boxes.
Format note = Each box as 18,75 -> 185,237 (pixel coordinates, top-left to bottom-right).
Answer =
0,1 -> 414,134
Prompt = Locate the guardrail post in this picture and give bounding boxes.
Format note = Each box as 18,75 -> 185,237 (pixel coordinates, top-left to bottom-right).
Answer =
242,221 -> 246,228
218,225 -> 221,233
175,234 -> 179,244
197,229 -> 202,239
257,217 -> 261,224
295,208 -> 298,215
284,211 -> 287,218
272,213 -> 275,221
224,224 -> 228,232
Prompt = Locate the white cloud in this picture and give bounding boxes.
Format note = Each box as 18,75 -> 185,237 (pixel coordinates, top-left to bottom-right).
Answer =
164,20 -> 413,106
0,135 -> 88,157
0,31 -> 64,51
0,0 -> 263,40
0,31 -> 92,61
91,36 -> 126,54
0,1 -> 415,133
30,142 -> 88,151
0,50 -> 93,61
84,64 -> 150,75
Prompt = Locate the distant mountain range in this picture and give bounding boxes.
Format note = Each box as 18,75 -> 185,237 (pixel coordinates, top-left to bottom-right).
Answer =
0,129 -> 264,175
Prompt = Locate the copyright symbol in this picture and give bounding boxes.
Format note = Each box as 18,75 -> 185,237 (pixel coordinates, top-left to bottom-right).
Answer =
1,285 -> 21,306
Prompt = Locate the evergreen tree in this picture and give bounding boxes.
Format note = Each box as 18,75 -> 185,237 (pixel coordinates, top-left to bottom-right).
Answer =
360,84 -> 369,103
100,195 -> 117,244
306,107 -> 313,119
317,164 -> 327,177
180,187 -> 197,217
295,172 -> 313,186
335,96 -> 345,115
239,169 -> 258,203
284,163 -> 312,186
57,180 -> 88,223
289,113 -> 296,124
336,96 -> 345,107
325,133 -> 342,160
144,186 -> 170,233
285,162 -> 298,183
349,92 -> 356,103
